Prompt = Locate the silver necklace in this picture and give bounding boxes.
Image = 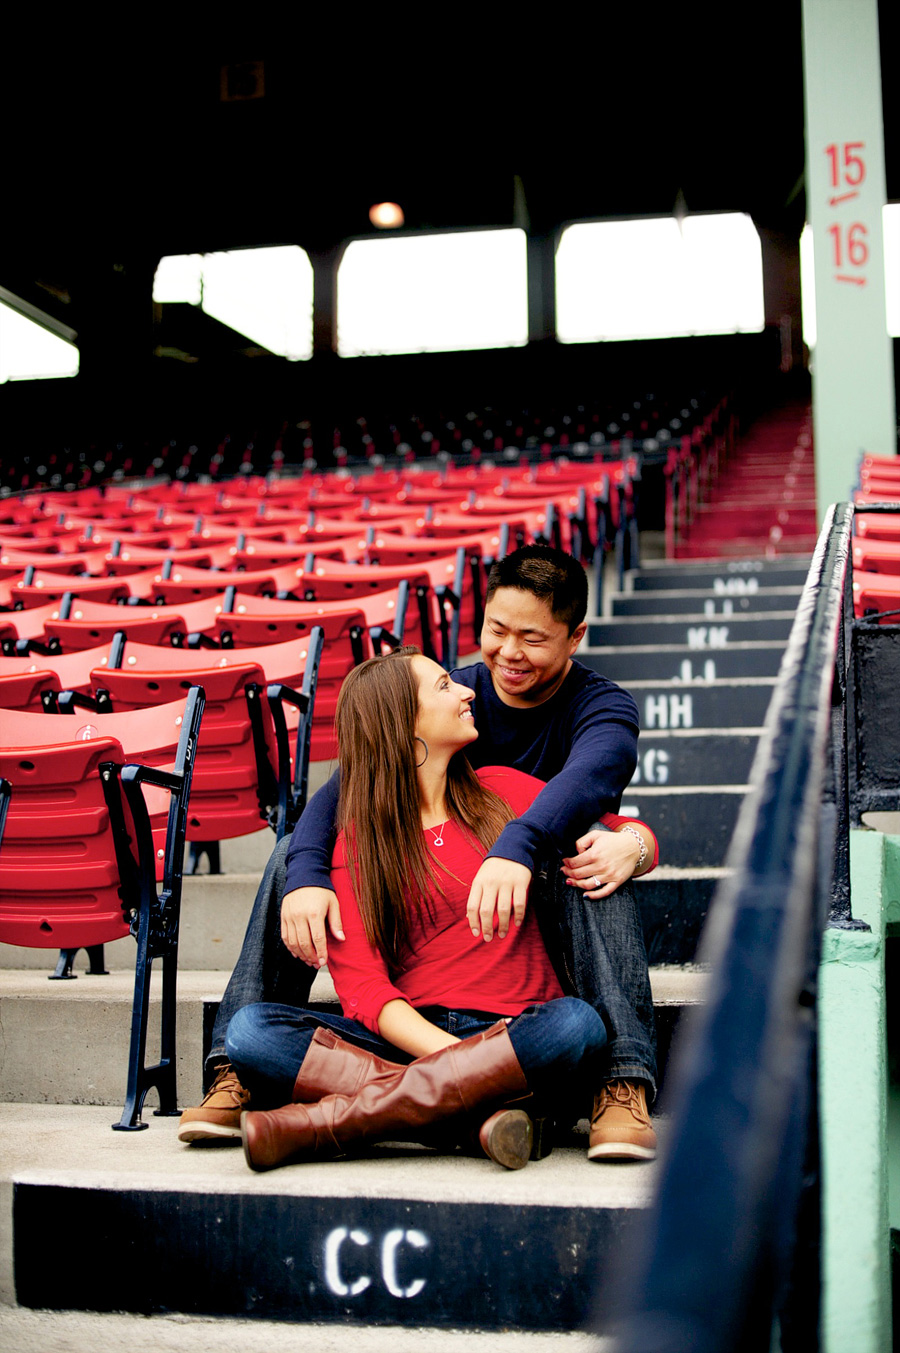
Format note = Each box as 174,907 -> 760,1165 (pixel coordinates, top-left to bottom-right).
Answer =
425,820 -> 447,847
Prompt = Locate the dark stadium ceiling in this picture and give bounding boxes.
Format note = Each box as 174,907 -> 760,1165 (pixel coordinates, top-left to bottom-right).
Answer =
4,7 -> 897,280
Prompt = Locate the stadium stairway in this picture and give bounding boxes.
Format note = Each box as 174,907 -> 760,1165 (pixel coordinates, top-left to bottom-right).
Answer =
671,398 -> 818,560
0,549 -> 811,1344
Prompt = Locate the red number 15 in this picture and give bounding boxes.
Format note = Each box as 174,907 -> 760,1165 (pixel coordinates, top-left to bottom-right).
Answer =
825,142 -> 866,189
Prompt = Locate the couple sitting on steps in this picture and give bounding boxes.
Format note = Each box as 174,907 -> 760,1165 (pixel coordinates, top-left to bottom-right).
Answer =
178,545 -> 660,1171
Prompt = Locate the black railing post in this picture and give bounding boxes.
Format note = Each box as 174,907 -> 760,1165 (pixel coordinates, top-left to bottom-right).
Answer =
605,502 -> 854,1353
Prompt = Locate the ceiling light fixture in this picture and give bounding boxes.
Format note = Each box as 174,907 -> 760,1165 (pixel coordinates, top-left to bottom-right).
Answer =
369,202 -> 405,229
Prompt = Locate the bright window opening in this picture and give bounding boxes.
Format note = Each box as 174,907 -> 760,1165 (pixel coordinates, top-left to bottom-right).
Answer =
337,229 -> 528,357
799,224 -> 817,349
883,204 -> 900,338
0,301 -> 79,383
153,254 -> 203,306
556,213 -> 765,342
153,246 -> 313,360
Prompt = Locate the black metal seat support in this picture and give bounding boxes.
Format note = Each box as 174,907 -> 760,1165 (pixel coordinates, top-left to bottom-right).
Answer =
109,684 -> 206,1130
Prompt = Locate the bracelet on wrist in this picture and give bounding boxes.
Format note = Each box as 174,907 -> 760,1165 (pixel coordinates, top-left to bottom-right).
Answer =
618,824 -> 647,872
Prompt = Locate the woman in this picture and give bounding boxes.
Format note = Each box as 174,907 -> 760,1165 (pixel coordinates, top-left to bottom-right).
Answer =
227,647 -> 656,1173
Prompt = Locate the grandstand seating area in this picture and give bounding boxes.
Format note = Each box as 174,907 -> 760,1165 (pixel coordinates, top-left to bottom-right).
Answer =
2,410 -> 900,1338
0,390 -> 729,493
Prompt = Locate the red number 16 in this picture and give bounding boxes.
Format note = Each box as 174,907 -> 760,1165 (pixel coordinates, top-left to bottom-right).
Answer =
828,222 -> 869,268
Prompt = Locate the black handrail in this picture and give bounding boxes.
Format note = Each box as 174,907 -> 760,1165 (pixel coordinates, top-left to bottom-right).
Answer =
607,502 -> 855,1353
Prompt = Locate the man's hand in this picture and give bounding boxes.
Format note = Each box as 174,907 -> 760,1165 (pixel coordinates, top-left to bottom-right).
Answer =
561,829 -> 642,900
465,858 -> 532,942
281,887 -> 345,967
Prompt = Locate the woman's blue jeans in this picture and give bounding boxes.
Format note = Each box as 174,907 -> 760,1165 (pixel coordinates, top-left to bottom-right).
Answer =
207,833 -> 657,1102
225,996 -> 607,1111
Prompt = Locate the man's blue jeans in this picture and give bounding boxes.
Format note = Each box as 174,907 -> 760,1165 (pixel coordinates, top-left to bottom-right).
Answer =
207,830 -> 657,1101
225,996 -> 607,1109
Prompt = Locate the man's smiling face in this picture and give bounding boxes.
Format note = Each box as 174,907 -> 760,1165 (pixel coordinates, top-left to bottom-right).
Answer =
480,586 -> 586,708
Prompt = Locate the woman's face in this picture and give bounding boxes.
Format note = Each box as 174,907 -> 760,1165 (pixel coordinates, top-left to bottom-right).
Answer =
411,655 -> 478,756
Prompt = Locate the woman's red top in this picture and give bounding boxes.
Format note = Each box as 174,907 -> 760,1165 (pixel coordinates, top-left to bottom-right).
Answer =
327,766 -> 652,1034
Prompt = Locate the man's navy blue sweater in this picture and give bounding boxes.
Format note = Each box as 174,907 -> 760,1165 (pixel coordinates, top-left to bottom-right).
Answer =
283,658 -> 640,893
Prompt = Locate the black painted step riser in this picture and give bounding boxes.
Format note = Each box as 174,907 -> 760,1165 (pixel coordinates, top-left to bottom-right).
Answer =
611,592 -> 801,616
631,565 -> 809,590
637,875 -> 719,966
589,617 -> 795,646
632,733 -> 758,786
617,792 -> 743,869
582,648 -> 786,680
14,1185 -> 632,1332
631,683 -> 774,728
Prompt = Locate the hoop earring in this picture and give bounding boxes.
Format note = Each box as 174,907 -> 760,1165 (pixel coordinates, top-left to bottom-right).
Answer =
415,736 -> 428,768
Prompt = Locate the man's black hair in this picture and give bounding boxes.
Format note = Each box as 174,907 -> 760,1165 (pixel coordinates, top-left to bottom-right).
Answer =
485,544 -> 588,634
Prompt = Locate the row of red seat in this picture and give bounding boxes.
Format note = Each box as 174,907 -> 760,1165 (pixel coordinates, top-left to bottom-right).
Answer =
0,458 -> 623,943
851,457 -> 900,619
0,451 -> 638,1128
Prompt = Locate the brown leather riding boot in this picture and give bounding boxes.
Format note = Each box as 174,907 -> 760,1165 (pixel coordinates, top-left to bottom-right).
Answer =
242,1020 -> 529,1172
292,1027 -> 536,1169
291,1028 -> 404,1102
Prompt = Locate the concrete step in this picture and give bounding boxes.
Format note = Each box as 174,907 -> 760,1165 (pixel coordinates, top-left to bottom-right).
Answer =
1,1098 -> 675,1332
0,1307 -> 608,1352
0,965 -> 708,1110
628,559 -> 810,590
636,868 -> 727,965
581,644 -> 787,681
2,865 -> 719,976
0,872 -> 261,973
633,728 -> 761,786
626,678 -> 776,729
1,961 -> 710,1333
587,613 -> 796,647
0,966 -> 336,1108
610,587 -> 802,616
0,849 -> 714,979
617,785 -> 746,868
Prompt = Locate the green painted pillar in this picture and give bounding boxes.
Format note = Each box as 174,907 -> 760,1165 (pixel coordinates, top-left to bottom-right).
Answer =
802,0 -> 896,521
819,829 -> 892,1353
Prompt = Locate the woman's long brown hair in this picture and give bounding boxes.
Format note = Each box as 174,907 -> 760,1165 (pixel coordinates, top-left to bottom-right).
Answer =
335,646 -> 514,972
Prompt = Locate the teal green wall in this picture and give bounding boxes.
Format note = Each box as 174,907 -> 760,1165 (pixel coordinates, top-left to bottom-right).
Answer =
820,829 -> 897,1352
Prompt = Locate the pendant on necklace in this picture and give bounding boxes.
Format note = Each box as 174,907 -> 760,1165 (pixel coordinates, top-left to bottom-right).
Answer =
427,821 -> 446,847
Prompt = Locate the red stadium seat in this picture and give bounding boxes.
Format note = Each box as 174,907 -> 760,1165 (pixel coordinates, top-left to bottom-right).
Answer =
365,529 -> 510,660
0,545 -> 110,574
854,513 -> 900,543
0,687 -> 205,1128
856,478 -> 900,500
851,568 -> 900,621
852,540 -> 900,577
6,571 -> 155,607
34,594 -> 232,651
78,624 -> 325,847
216,588 -> 409,652
105,628 -> 339,765
0,642 -> 115,710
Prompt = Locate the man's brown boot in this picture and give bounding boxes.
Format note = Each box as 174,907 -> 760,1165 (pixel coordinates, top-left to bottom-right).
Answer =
587,1080 -> 657,1162
242,1021 -> 529,1172
177,1063 -> 251,1143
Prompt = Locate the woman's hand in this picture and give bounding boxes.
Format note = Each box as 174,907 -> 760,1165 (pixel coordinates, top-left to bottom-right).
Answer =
281,887 -> 345,967
465,857 -> 532,942
561,828 -> 643,900
377,999 -> 460,1057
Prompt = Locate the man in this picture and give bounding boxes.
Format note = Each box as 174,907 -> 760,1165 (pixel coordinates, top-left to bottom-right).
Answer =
179,545 -> 658,1160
